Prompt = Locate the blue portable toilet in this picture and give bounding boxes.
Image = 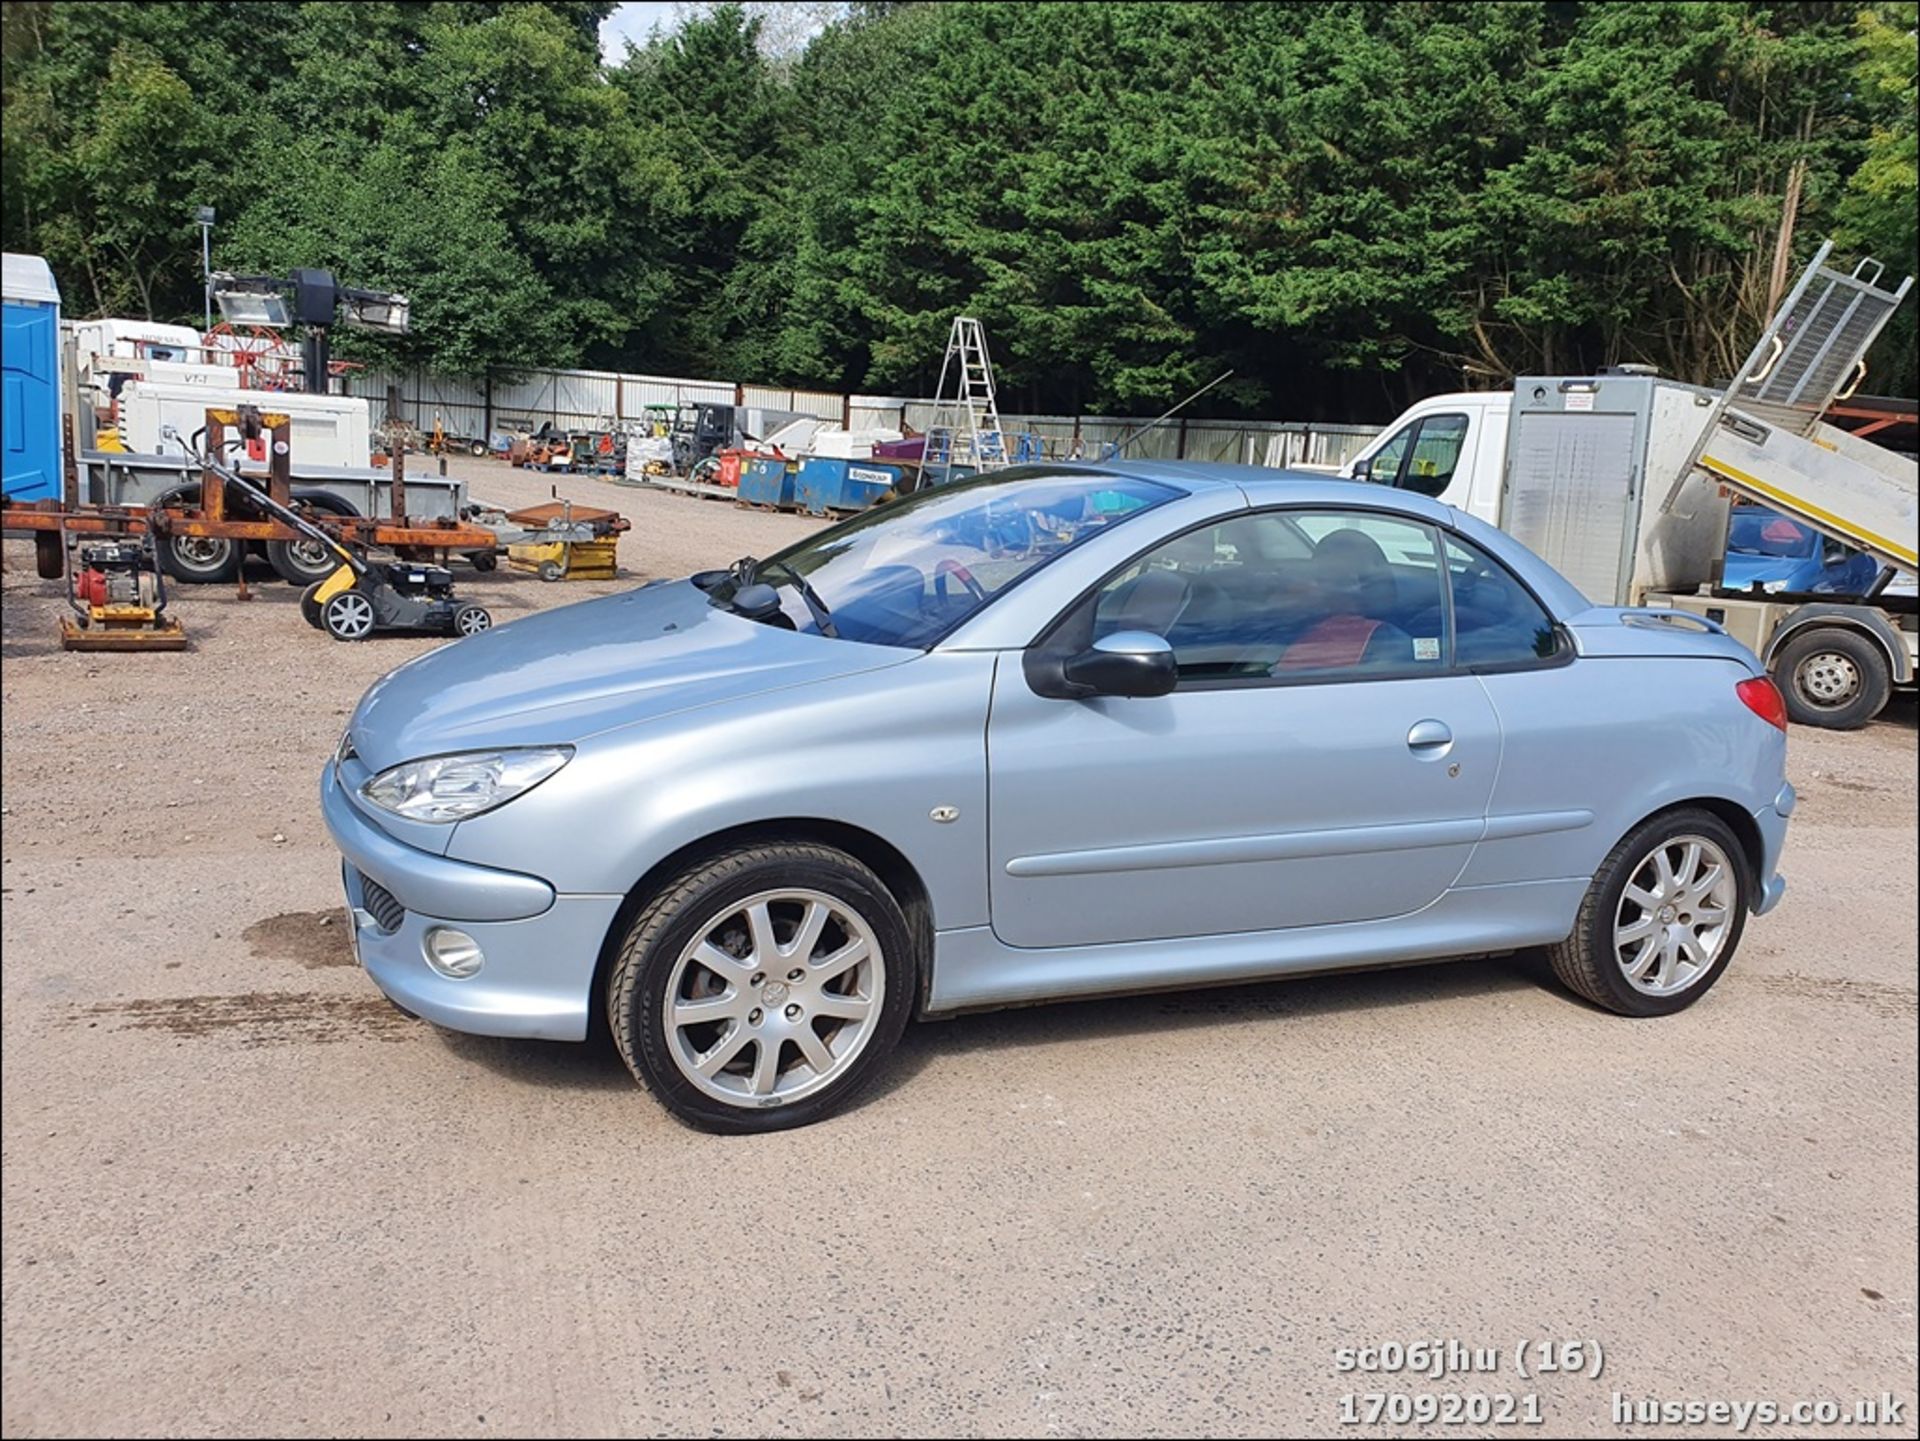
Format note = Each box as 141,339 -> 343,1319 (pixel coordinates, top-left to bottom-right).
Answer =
3,253 -> 63,502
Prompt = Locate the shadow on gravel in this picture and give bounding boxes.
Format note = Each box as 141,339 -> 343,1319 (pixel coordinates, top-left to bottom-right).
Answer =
867,950 -> 1548,1104
436,951 -> 1550,1107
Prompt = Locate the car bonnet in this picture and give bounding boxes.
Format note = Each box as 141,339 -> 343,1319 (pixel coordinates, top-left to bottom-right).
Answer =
345,579 -> 913,771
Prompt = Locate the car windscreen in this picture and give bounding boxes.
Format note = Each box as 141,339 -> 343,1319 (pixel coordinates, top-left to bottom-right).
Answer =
1728,510 -> 1817,558
710,470 -> 1179,649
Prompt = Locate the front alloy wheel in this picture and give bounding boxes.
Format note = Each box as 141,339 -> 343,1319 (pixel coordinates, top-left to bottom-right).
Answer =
664,889 -> 885,1107
609,843 -> 917,1132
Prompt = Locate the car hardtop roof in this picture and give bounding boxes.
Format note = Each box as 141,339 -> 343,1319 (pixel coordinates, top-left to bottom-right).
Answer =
1044,459 -> 1454,522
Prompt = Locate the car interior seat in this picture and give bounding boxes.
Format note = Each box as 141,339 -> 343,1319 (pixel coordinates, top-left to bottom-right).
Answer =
1272,529 -> 1415,671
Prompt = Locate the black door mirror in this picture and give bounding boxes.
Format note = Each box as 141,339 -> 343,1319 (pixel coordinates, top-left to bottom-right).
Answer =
1351,456 -> 1374,483
1062,630 -> 1177,698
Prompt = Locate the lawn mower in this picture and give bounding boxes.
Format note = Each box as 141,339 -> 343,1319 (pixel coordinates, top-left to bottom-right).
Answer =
168,424 -> 494,644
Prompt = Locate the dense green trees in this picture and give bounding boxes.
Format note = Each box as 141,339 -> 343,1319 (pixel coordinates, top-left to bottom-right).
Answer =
3,1 -> 1914,415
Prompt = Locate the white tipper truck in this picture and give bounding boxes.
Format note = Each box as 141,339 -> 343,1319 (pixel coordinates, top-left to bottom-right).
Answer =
1334,243 -> 1918,730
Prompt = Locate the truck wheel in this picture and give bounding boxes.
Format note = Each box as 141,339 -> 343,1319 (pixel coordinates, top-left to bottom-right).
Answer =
158,533 -> 241,585
35,532 -> 65,579
469,439 -> 490,457
267,535 -> 341,586
465,550 -> 498,572
1772,628 -> 1890,730
267,492 -> 358,585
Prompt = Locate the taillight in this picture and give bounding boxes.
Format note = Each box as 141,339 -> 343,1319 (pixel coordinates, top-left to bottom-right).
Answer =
1736,676 -> 1789,732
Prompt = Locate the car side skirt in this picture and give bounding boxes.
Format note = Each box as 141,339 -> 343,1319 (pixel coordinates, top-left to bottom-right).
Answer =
923,878 -> 1589,1014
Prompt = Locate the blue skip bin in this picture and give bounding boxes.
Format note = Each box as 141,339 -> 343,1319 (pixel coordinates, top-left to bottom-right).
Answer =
738,455 -> 797,509
795,457 -> 846,516
840,462 -> 904,511
797,458 -> 904,515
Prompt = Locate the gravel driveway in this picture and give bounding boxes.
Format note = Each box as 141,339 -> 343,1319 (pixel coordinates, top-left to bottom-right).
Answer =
3,458 -> 1914,1437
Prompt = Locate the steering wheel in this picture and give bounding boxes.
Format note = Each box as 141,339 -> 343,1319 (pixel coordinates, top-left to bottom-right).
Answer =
933,558 -> 988,607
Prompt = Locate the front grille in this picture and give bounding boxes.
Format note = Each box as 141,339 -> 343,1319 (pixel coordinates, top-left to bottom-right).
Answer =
358,872 -> 406,933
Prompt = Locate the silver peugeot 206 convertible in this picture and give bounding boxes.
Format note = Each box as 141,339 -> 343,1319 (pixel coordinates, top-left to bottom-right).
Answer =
323,464 -> 1794,1131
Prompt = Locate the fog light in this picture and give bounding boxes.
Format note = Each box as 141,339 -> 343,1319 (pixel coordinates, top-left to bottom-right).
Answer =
423,927 -> 484,979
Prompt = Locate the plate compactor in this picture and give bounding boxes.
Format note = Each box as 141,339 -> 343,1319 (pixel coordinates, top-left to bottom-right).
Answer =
60,533 -> 188,651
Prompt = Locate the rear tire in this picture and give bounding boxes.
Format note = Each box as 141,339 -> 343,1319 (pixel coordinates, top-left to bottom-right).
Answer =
157,532 -> 241,584
322,589 -> 376,641
1772,628 -> 1890,730
1546,807 -> 1750,1017
607,843 -> 917,1133
267,535 -> 340,586
300,582 -> 325,629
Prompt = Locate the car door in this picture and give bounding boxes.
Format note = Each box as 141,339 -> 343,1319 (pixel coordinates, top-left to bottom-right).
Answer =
986,507 -> 1502,950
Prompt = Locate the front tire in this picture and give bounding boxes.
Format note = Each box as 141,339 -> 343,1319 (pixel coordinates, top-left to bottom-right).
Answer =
1772,627 -> 1890,729
608,844 -> 917,1133
452,604 -> 492,636
1546,807 -> 1749,1017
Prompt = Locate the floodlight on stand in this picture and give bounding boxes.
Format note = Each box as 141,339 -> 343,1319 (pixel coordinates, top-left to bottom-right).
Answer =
342,292 -> 411,336
214,286 -> 291,328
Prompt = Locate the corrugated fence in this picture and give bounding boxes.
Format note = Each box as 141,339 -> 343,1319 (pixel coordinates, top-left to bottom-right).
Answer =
347,365 -> 1379,467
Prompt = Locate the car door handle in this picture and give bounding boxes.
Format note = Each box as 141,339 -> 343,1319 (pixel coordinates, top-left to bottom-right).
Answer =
1407,719 -> 1453,751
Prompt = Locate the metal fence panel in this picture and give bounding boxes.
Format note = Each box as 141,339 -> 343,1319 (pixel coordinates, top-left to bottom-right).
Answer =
739,384 -> 841,417
352,361 -> 1384,462
619,374 -> 736,419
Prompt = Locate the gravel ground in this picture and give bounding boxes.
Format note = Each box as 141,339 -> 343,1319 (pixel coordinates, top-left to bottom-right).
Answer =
2,457 -> 1915,1438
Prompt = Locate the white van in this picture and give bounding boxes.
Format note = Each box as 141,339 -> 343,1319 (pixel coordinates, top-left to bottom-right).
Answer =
1339,390 -> 1509,522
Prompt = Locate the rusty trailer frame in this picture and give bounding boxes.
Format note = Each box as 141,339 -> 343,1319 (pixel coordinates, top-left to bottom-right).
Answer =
5,407 -> 498,596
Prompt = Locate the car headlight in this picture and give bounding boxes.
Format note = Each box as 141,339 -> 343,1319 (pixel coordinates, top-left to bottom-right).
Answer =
359,747 -> 572,824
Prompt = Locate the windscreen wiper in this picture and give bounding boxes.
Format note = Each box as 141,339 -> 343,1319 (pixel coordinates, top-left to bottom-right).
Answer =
760,560 -> 839,638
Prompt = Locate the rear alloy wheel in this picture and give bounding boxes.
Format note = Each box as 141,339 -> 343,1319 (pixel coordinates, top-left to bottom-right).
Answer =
609,844 -> 916,1132
1772,628 -> 1890,730
1546,807 -> 1749,1017
322,589 -> 376,641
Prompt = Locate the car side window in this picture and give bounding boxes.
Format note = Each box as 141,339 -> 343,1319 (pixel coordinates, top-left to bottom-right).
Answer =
1443,536 -> 1565,667
1088,510 -> 1450,683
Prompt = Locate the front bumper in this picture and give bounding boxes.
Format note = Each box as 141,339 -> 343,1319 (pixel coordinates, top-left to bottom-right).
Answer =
1751,781 -> 1795,917
322,764 -> 623,1041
